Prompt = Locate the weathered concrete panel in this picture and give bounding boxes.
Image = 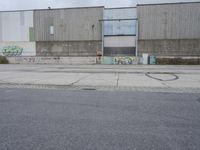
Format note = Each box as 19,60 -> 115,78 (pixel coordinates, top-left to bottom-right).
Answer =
0,42 -> 36,56
138,39 -> 200,56
0,11 -> 34,41
138,3 -> 200,39
36,41 -> 102,56
156,56 -> 200,65
34,7 -> 103,41
7,57 -> 96,64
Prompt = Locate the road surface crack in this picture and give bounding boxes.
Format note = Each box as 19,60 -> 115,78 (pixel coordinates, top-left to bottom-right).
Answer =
116,73 -> 119,87
68,74 -> 91,86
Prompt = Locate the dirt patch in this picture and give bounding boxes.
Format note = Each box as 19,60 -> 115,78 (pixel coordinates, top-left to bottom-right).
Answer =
0,56 -> 9,64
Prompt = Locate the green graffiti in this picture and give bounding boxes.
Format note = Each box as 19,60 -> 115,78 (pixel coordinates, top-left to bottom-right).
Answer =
2,45 -> 23,56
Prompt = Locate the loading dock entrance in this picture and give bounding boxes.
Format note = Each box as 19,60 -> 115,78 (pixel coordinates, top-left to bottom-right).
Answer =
100,7 -> 138,64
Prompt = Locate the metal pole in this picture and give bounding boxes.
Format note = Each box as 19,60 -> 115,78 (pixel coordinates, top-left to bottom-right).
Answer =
136,19 -> 138,57
101,10 -> 104,57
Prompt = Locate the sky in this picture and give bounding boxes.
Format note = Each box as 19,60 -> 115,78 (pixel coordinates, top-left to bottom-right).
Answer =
0,0 -> 199,11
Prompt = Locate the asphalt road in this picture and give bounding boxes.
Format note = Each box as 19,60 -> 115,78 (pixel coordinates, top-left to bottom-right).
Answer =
0,88 -> 200,150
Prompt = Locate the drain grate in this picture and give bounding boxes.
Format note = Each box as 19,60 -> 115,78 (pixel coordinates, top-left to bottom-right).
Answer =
82,88 -> 97,91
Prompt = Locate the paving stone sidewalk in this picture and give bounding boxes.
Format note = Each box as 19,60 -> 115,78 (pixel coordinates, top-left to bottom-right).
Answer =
0,64 -> 200,93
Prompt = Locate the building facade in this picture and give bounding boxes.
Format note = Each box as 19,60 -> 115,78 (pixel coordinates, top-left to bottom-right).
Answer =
0,2 -> 200,64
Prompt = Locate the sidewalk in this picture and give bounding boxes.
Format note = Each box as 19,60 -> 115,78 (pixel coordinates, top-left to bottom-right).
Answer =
0,64 -> 200,93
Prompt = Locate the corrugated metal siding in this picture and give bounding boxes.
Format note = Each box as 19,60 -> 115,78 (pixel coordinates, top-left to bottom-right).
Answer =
0,11 -> 34,41
34,7 -> 103,41
138,3 -> 200,39
104,8 -> 137,35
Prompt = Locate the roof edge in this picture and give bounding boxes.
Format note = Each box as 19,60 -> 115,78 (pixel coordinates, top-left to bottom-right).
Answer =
0,6 -> 104,13
104,6 -> 136,10
137,1 -> 200,7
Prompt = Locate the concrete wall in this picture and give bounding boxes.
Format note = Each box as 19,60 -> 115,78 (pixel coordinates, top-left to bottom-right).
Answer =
101,56 -> 138,65
36,41 -> 102,56
138,39 -> 200,56
0,42 -> 36,56
34,7 -> 103,41
138,3 -> 200,39
0,11 -> 34,41
7,56 -> 96,64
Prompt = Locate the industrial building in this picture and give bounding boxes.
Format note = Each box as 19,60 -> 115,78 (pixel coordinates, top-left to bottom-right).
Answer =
0,2 -> 200,64
137,2 -> 200,59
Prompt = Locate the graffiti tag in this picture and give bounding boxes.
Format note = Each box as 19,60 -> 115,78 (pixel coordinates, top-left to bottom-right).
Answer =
2,46 -> 23,56
114,57 -> 135,65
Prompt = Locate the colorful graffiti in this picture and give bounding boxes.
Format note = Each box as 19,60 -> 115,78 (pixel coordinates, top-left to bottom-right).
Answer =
113,57 -> 136,65
100,56 -> 137,65
2,45 -> 23,56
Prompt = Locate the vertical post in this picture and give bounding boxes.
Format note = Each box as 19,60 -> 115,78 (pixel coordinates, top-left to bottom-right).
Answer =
136,19 -> 138,57
101,11 -> 104,57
